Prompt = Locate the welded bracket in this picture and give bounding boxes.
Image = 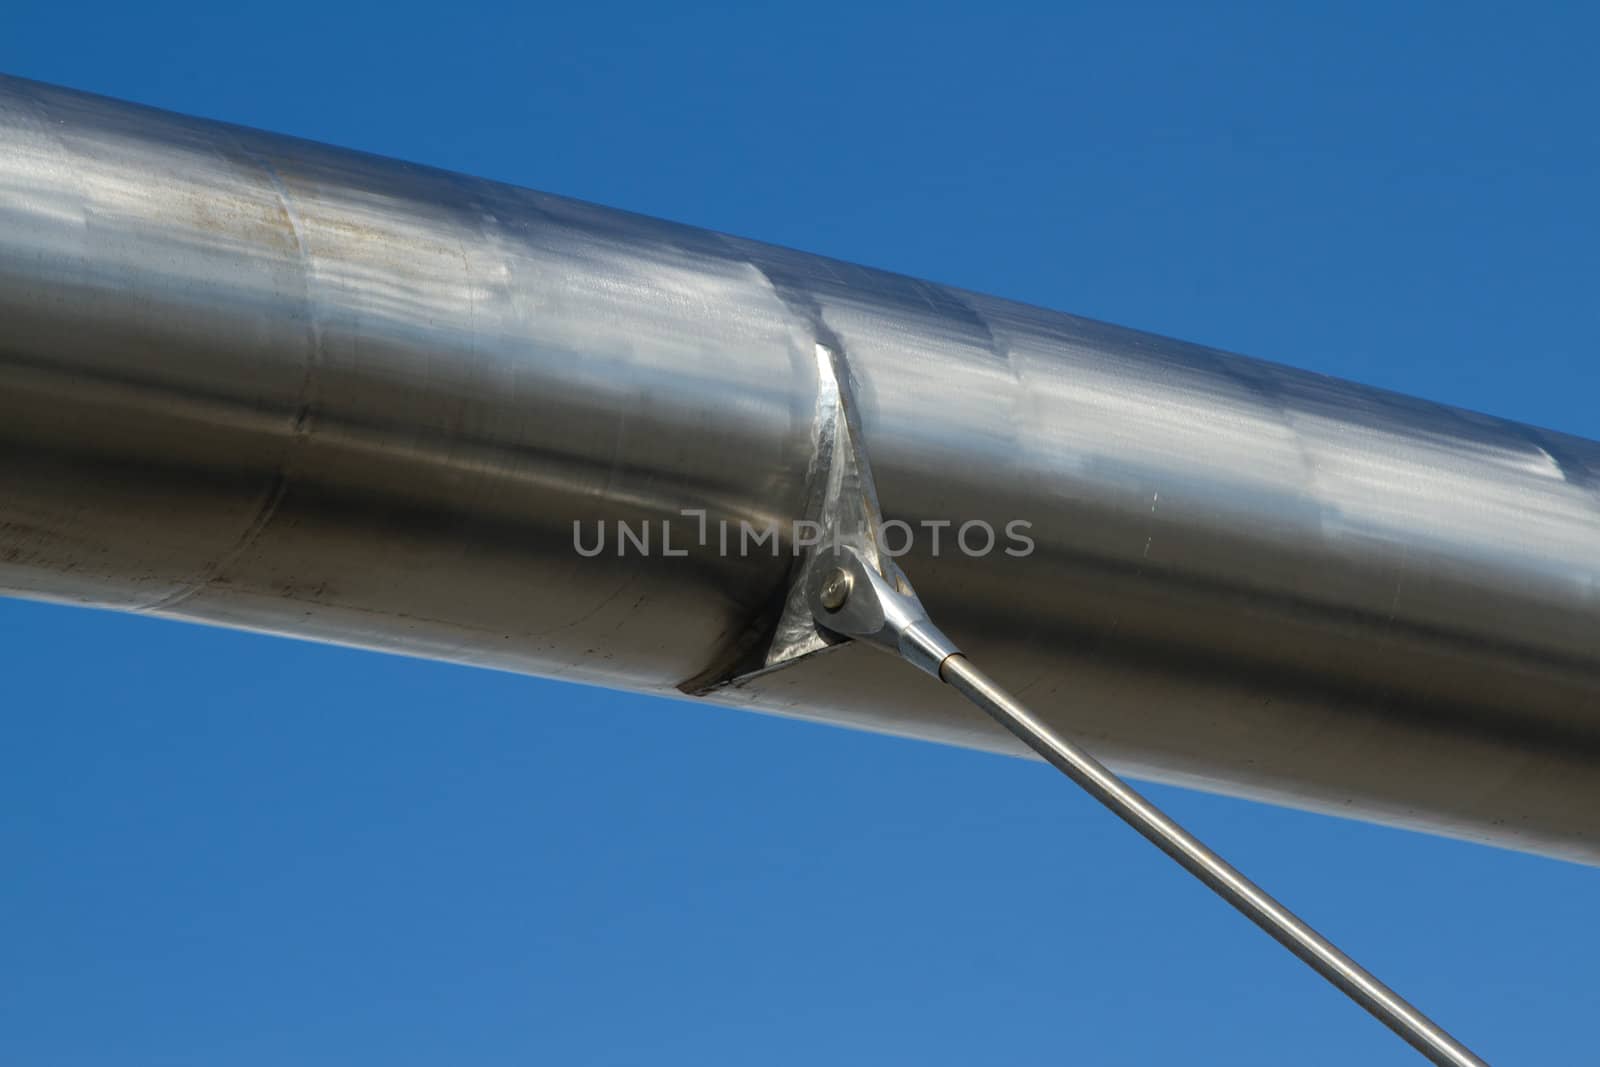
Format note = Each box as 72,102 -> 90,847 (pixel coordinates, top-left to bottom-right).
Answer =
719,343 -> 957,685
799,543 -> 957,677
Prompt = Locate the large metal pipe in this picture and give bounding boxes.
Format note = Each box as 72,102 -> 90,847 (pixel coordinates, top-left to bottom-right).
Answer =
3,74 -> 1597,863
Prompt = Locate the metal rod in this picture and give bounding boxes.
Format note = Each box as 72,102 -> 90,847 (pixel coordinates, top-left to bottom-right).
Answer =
939,653 -> 1489,1067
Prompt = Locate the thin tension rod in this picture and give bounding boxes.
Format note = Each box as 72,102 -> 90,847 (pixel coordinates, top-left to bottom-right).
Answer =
803,545 -> 1489,1067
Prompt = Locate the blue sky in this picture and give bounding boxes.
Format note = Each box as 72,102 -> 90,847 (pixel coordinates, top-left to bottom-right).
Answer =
2,3 -> 1596,1063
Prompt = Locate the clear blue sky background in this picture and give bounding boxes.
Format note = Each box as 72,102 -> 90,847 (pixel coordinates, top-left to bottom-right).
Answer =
1,3 -> 1596,1064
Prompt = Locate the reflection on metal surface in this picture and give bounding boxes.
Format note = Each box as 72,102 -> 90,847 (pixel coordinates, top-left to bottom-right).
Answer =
1,74 -> 1599,863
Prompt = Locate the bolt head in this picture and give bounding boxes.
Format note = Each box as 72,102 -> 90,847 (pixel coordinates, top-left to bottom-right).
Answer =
818,567 -> 853,612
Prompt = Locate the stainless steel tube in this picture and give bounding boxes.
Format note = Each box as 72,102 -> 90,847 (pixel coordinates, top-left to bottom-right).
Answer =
2,74 -> 1598,862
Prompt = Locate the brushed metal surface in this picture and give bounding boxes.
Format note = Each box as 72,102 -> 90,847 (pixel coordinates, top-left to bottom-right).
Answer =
2,74 -> 1597,862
